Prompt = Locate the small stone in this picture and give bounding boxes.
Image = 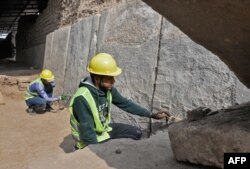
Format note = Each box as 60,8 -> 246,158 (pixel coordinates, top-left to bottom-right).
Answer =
115,148 -> 122,154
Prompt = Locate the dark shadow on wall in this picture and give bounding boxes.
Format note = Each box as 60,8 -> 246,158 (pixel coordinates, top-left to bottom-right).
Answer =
0,59 -> 40,76
0,33 -> 13,59
142,0 -> 250,89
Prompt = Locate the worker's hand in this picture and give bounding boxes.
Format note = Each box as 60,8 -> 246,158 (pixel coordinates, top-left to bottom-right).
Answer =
151,110 -> 171,120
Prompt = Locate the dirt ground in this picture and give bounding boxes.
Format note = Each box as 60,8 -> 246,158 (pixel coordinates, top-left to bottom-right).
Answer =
0,61 -> 69,169
0,61 -> 216,169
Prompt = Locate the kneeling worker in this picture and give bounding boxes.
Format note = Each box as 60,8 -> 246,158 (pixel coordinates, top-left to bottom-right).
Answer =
25,69 -> 61,113
69,53 -> 170,150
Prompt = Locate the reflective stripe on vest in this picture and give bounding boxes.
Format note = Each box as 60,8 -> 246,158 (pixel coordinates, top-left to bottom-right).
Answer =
69,87 -> 112,148
25,78 -> 43,100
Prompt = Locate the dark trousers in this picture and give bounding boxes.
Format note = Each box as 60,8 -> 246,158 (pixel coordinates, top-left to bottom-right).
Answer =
73,123 -> 142,151
25,96 -> 47,108
25,92 -> 53,109
108,123 -> 142,140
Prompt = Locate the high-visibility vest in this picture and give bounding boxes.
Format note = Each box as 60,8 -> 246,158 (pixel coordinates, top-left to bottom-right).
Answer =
69,86 -> 112,149
25,78 -> 43,100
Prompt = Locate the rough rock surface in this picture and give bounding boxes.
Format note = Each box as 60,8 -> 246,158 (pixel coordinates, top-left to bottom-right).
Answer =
142,0 -> 250,89
58,0 -> 122,26
43,0 -> 250,130
168,102 -> 250,168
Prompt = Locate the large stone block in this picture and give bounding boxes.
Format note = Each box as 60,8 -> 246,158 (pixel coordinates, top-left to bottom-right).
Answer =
96,0 -> 162,128
50,26 -> 71,95
42,0 -> 250,131
153,18 -> 250,119
63,16 -> 100,95
43,32 -> 54,69
168,102 -> 250,168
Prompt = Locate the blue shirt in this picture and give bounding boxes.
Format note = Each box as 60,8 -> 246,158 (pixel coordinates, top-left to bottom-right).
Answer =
28,80 -> 60,102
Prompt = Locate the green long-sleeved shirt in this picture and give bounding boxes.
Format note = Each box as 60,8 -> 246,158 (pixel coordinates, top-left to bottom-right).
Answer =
72,77 -> 152,144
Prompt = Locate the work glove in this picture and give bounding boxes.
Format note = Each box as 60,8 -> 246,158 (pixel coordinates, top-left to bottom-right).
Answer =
151,110 -> 171,120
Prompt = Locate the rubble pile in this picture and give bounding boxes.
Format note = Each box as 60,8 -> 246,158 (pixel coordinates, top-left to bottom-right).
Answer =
0,75 -> 36,100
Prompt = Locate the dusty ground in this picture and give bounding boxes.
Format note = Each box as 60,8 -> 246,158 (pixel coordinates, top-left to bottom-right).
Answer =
0,61 -> 216,169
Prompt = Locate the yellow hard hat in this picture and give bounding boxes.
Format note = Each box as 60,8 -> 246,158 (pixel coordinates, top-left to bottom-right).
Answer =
40,69 -> 55,81
87,53 -> 122,76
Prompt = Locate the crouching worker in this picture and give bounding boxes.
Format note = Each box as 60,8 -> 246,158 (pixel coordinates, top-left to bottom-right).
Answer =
25,69 -> 61,114
69,53 -> 170,151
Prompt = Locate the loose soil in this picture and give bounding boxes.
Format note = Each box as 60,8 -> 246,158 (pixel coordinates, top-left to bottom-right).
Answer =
0,61 -> 214,169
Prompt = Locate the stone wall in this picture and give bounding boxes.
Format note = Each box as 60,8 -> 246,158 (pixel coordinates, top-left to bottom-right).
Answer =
15,0 -> 121,68
58,0 -> 121,27
16,0 -> 60,68
43,0 -> 250,130
17,0 -> 59,48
